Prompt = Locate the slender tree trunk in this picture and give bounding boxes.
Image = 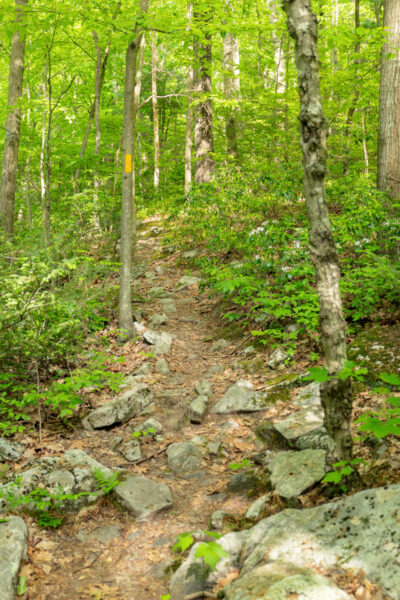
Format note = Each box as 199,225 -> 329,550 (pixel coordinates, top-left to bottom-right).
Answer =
119,0 -> 148,340
283,0 -> 353,462
0,0 -> 27,237
343,0 -> 360,176
194,3 -> 214,184
223,1 -> 240,158
92,31 -> 103,227
112,135 -> 122,199
377,0 -> 400,197
151,32 -> 160,189
374,0 -> 381,27
184,2 -> 193,194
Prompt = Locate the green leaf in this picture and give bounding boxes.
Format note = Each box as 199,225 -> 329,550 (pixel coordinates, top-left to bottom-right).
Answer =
172,532 -> 194,553
380,372 -> 400,387
195,541 -> 228,571
17,576 -> 27,595
323,471 -> 342,484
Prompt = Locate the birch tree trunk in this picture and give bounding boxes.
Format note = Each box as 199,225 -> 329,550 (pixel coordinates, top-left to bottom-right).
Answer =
119,0 -> 148,340
184,2 -> 193,194
194,3 -> 214,184
223,1 -> 240,158
151,32 -> 160,190
92,31 -> 103,227
377,0 -> 400,197
343,0 -> 360,176
282,0 -> 353,462
0,0 -> 27,237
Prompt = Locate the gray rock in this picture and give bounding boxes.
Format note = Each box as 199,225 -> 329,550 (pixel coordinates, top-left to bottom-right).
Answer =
47,470 -> 75,496
189,396 -> 208,424
82,383 -> 153,428
269,449 -> 326,498
144,270 -> 156,279
155,265 -> 166,275
267,348 -> 289,369
76,524 -> 122,545
208,364 -> 225,374
294,382 -> 321,407
132,264 -> 147,278
228,471 -> 260,494
210,338 -> 229,352
167,442 -> 202,475
194,379 -> 212,399
212,381 -> 275,414
134,321 -> 146,335
133,418 -> 163,436
155,358 -> 170,374
133,363 -> 150,377
143,330 -> 173,355
0,439 -> 24,461
176,275 -> 201,289
294,427 -> 335,452
158,299 -> 177,313
210,509 -> 226,529
119,439 -> 142,462
241,345 -> 257,356
0,517 -> 28,600
150,286 -> 169,298
64,449 -> 114,478
223,562 -> 351,600
246,494 -> 270,520
182,250 -> 198,259
109,436 -> 123,451
114,475 -> 172,520
149,313 -> 168,328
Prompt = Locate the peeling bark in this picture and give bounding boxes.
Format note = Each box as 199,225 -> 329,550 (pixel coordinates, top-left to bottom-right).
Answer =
282,0 -> 353,462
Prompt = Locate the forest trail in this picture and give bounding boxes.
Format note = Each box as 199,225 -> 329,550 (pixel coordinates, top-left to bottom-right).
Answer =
24,215 -> 284,600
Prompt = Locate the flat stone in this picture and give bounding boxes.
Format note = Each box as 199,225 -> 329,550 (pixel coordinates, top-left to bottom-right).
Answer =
167,442 -> 202,475
0,517 -> 28,600
0,439 -> 24,461
132,363 -> 150,377
143,330 -> 173,355
273,383 -> 326,444
182,250 -> 198,259
269,449 -> 326,498
176,275 -> 201,289
189,396 -> 208,424
212,381 -> 275,414
155,265 -> 166,275
210,338 -> 229,352
158,299 -> 177,313
267,348 -> 289,369
246,494 -> 270,520
109,436 -> 123,451
76,524 -> 122,545
294,427 -> 335,452
114,475 -> 172,519
155,358 -> 169,375
293,382 -> 321,407
149,313 -> 168,328
132,418 -> 163,436
208,365 -> 225,374
82,383 -> 153,429
194,379 -> 212,398
228,471 -> 260,493
241,345 -> 257,356
119,439 -> 142,462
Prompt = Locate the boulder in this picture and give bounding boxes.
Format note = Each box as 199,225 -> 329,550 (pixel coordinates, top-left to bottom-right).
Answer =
176,275 -> 201,290
119,439 -> 142,462
149,313 -> 168,328
0,439 -> 24,462
82,383 -> 153,429
210,339 -> 229,352
132,418 -> 163,436
212,381 -> 275,414
114,475 -> 172,520
143,330 -> 173,355
267,348 -> 289,369
189,396 -> 208,424
195,379 -> 213,399
0,517 -> 28,600
158,299 -> 177,313
167,442 -> 202,476
245,494 -> 270,520
155,358 -> 170,374
269,449 -> 326,498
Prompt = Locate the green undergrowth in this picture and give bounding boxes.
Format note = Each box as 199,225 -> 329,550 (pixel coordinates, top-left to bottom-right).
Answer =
166,170 -> 400,353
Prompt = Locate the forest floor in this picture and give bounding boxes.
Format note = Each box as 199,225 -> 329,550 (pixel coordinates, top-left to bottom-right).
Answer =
13,216 -> 400,600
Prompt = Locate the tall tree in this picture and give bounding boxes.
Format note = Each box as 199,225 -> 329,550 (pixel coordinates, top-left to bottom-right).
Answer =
151,31 -> 160,190
119,0 -> 148,340
282,0 -> 353,462
0,0 -> 27,237
184,2 -> 194,194
223,0 -> 240,158
194,1 -> 214,184
377,0 -> 400,197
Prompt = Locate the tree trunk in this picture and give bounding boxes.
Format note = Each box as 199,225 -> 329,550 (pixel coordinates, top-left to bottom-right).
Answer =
0,0 -> 27,237
343,0 -> 360,176
377,0 -> 400,197
119,0 -> 148,340
223,2 -> 240,158
151,32 -> 160,190
184,2 -> 193,195
194,3 -> 214,184
282,0 -> 353,462
92,31 -> 103,228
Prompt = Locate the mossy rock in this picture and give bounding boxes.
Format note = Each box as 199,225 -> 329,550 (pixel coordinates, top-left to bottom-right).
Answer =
264,373 -> 300,389
255,422 -> 290,449
238,357 -> 265,374
348,324 -> 400,383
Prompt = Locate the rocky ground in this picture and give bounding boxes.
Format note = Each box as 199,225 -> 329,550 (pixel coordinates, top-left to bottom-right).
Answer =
0,217 -> 399,600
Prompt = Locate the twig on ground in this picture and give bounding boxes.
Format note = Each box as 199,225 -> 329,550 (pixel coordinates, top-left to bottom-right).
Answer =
183,592 -> 216,600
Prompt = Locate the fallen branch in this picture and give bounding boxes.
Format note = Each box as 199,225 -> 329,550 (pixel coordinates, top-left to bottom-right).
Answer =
183,592 -> 216,600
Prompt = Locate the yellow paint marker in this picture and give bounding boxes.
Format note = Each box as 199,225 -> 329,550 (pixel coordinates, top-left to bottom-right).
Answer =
124,153 -> 133,173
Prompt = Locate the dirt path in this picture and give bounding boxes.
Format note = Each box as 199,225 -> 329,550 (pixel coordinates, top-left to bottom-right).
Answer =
21,218 -> 304,600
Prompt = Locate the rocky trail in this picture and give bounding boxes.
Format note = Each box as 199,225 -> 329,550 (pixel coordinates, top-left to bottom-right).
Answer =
1,217 -> 399,600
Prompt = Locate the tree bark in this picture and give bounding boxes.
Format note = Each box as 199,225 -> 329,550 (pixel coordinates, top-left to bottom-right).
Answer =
119,0 -> 148,340
223,1 -> 240,158
343,0 -> 360,176
194,3 -> 214,184
377,0 -> 400,197
184,2 -> 193,195
151,32 -> 160,189
282,0 -> 353,462
0,0 -> 27,237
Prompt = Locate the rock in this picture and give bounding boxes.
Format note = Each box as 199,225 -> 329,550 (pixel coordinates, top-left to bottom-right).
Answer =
228,471 -> 260,494
150,286 -> 169,298
241,345 -> 256,356
179,315 -> 198,323
182,250 -> 198,259
246,494 -> 270,520
133,363 -> 150,377
132,264 -> 147,278
158,299 -> 177,313
149,313 -> 168,328
189,396 -> 208,424
176,275 -> 201,289
82,383 -> 153,429
167,442 -> 202,476
76,524 -> 122,545
0,439 -> 24,461
173,483 -> 400,600
210,510 -> 226,529
155,265 -> 166,275
155,358 -> 170,375
255,422 -> 289,449
0,517 -> 28,600
238,357 -> 264,374
134,321 -> 146,335
109,436 -> 123,451
294,427 -> 335,452
119,439 -> 142,462
194,379 -> 212,398
47,470 -> 75,495
210,338 -> 229,352
253,449 -> 278,467
144,270 -> 156,279
269,449 -> 326,498
64,449 -> 113,478
208,364 -> 225,374
133,418 -> 163,436
143,330 -> 173,355
223,562 -> 351,600
267,348 -> 289,369
114,475 -> 172,520
293,382 -> 321,407
212,380 -> 275,414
